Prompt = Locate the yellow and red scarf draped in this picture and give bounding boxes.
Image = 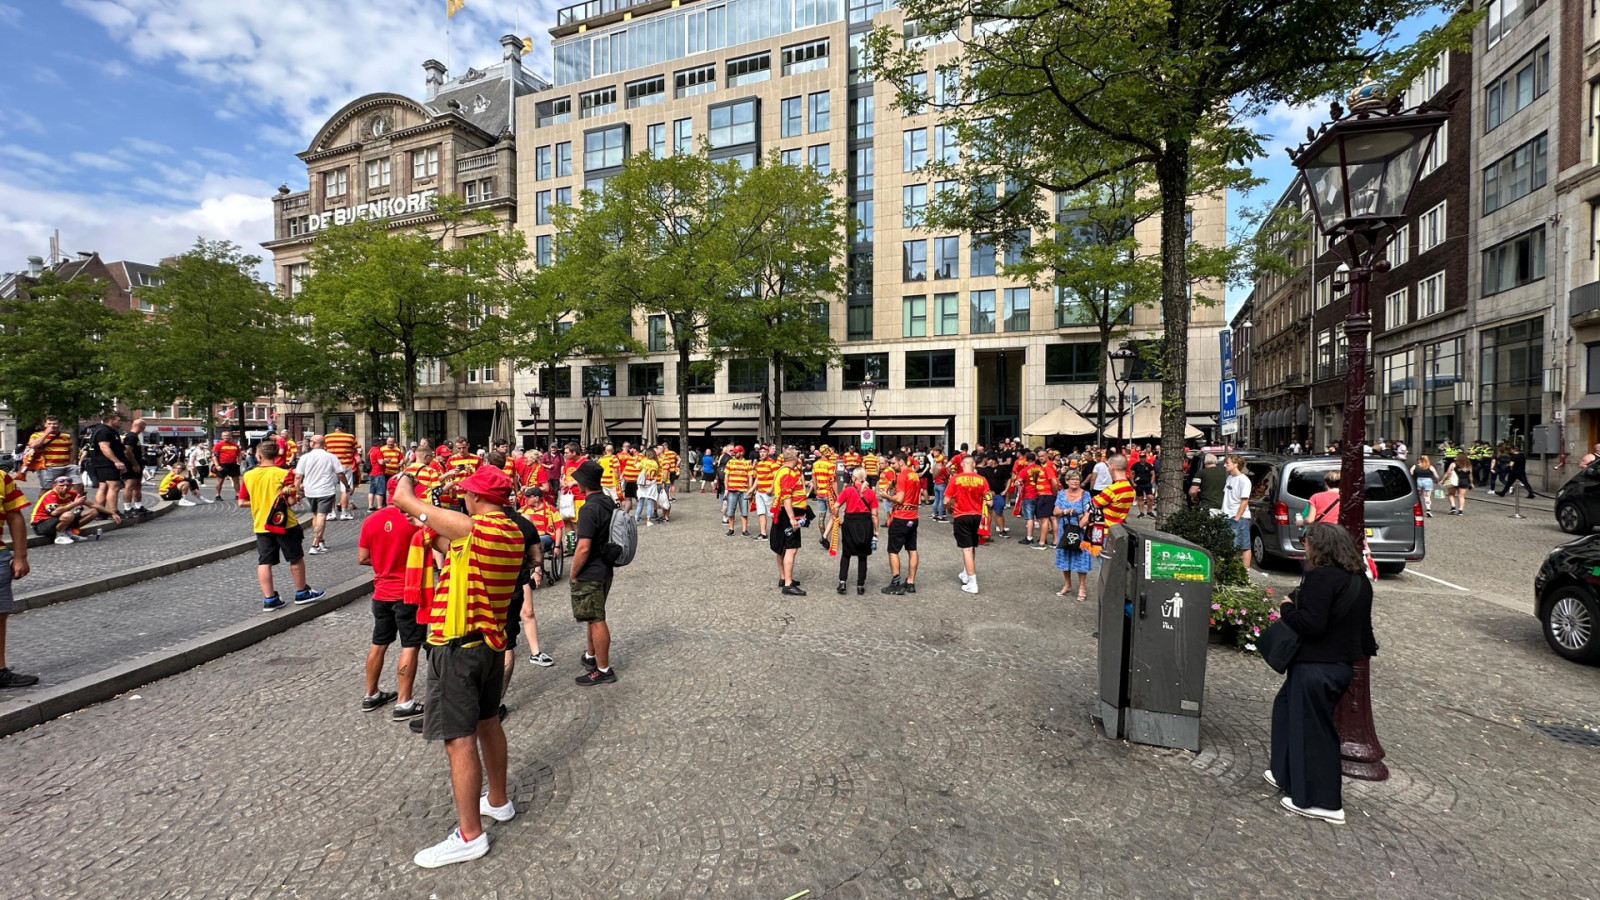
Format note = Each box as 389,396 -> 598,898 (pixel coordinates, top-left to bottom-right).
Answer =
978,491 -> 993,544
402,527 -> 437,607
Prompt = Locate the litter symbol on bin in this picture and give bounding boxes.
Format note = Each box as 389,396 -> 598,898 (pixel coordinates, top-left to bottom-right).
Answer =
1160,593 -> 1184,629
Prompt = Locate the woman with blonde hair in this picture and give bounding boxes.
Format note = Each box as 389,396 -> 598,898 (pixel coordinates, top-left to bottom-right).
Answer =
1410,454 -> 1440,518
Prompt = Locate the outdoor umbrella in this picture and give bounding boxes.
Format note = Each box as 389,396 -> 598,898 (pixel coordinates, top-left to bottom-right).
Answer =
1113,404 -> 1203,441
640,395 -> 658,448
583,398 -> 607,448
1022,402 -> 1098,437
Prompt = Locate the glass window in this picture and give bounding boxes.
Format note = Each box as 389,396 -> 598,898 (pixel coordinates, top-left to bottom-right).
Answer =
853,147 -> 874,192
1390,225 -> 1409,266
535,234 -> 552,267
647,122 -> 666,158
902,183 -> 927,227
674,64 -> 716,98
850,200 -> 873,244
1587,343 -> 1600,395
536,145 -> 552,180
1481,229 -> 1545,296
1003,229 -> 1030,267
781,97 -> 802,138
1477,317 -> 1544,445
1417,271 -> 1447,317
851,95 -> 874,139
555,142 -> 572,176
842,353 -> 888,389
726,53 -> 771,87
848,0 -> 884,25
903,128 -> 928,171
628,363 -> 665,396
807,144 -> 830,175
365,158 -> 391,189
1485,41 -> 1550,131
674,118 -> 693,155
783,358 -> 828,392
323,167 -> 347,197
647,314 -> 668,352
541,366 -> 572,397
536,190 -> 552,225
902,239 -> 927,281
903,72 -> 927,114
411,147 -> 439,179
1045,344 -> 1099,384
934,124 -> 958,165
905,350 -> 956,388
708,99 -> 757,148
1417,201 -> 1446,252
934,66 -> 961,108
582,364 -> 616,397
583,125 -> 628,171
1482,133 -> 1548,215
1383,288 -> 1408,330
728,358 -> 768,392
782,38 -> 829,75
808,91 -> 830,132
1003,287 -> 1031,332
932,236 -> 958,279
1487,0 -> 1546,47
625,76 -> 664,109
536,97 -> 571,127
555,186 -> 572,207
847,299 -> 873,341
1419,120 -> 1447,178
782,148 -> 803,167
970,235 -> 996,276
934,292 -> 959,336
970,290 -> 996,334
687,361 -> 717,394
580,86 -> 618,118
902,295 -> 927,337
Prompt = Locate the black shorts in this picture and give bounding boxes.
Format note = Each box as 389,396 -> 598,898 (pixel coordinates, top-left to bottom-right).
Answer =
887,518 -> 919,553
371,600 -> 425,648
32,519 -> 59,539
1134,482 -> 1154,497
953,515 -> 981,549
215,462 -> 241,478
86,464 -> 121,487
161,488 -> 183,502
768,509 -> 804,553
624,482 -> 639,499
254,525 -> 305,566
422,640 -> 504,741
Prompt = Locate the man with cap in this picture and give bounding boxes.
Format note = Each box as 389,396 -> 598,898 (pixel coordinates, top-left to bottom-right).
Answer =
568,460 -> 620,685
391,463 -> 521,867
722,446 -> 754,537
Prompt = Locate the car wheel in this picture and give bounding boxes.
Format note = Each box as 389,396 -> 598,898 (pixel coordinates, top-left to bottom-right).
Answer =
1250,528 -> 1270,570
1376,562 -> 1406,576
1555,501 -> 1589,535
1542,585 -> 1600,665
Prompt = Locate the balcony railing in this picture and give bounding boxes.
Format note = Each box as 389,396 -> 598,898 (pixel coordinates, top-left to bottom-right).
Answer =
458,151 -> 497,173
1571,281 -> 1600,319
556,0 -> 654,26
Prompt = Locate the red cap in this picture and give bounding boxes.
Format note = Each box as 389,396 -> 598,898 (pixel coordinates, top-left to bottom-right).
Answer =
458,465 -> 511,506
734,445 -> 745,454
435,444 -> 452,455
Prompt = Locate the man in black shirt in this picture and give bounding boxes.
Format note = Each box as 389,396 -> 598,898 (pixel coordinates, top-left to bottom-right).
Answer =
1130,456 -> 1156,518
569,461 -> 618,686
976,456 -> 1011,537
121,418 -> 149,519
1495,447 -> 1536,499
86,413 -> 127,518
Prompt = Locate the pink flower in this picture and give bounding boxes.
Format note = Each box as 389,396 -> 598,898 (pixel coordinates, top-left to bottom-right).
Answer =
1212,603 -> 1221,610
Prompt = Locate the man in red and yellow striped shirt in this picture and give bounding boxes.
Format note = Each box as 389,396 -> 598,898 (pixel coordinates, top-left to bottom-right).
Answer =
24,416 -> 76,484
722,447 -> 754,536
322,426 -> 359,519
391,463 -> 520,867
1,468 -> 35,686
752,446 -> 780,540
1091,454 -> 1136,526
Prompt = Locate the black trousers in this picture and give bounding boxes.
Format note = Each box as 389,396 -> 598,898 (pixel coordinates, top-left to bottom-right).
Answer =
1270,661 -> 1353,811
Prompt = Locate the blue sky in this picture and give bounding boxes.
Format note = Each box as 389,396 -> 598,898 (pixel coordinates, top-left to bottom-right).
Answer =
1,0 -> 1445,316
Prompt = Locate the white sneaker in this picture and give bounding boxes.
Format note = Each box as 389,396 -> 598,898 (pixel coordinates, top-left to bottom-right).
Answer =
1263,769 -> 1279,790
200,496 -> 215,503
177,498 -> 196,507
961,580 -> 979,595
414,828 -> 489,868
479,793 -> 516,822
53,535 -> 74,545
1279,796 -> 1345,823
957,571 -> 970,585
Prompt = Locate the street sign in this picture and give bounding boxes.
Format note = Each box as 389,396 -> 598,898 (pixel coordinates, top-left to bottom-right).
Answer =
1219,378 -> 1238,436
1219,329 -> 1233,381
860,429 -> 875,450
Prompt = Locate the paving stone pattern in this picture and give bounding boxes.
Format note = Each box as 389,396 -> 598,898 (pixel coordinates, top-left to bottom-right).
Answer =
1,493 -> 1598,898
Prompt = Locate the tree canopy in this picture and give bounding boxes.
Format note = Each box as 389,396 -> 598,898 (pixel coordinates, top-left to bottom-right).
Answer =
0,272 -> 125,429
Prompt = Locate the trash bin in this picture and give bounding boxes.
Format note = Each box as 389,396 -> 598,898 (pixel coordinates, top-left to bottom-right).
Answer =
1095,522 -> 1214,752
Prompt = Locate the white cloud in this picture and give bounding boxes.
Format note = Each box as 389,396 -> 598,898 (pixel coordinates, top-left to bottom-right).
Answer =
101,59 -> 131,78
30,66 -> 64,86
70,151 -> 134,172
0,144 -> 55,168
1247,99 -> 1329,162
0,4 -> 21,26
63,0 -> 565,142
124,136 -> 172,155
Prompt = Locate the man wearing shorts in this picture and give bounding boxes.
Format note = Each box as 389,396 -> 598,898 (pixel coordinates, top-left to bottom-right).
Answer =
158,462 -> 206,506
25,415 -> 76,486
322,425 -> 359,520
211,430 -> 243,502
357,479 -> 424,719
85,413 -> 127,516
1130,454 -> 1157,518
722,446 -> 753,537
32,476 -> 116,543
946,457 -> 988,594
0,469 -> 36,687
1221,454 -> 1254,570
753,445 -> 779,541
390,465 -> 520,867
238,441 -> 326,611
881,452 -> 922,594
295,434 -> 345,555
569,461 -> 619,685
121,418 -> 149,519
367,441 -> 389,511
771,450 -> 809,596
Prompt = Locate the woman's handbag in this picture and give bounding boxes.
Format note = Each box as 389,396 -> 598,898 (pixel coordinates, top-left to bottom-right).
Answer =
1057,517 -> 1085,550
1258,620 -> 1299,674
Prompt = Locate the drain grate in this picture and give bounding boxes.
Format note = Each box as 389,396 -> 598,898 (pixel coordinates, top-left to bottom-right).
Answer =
1529,721 -> 1600,748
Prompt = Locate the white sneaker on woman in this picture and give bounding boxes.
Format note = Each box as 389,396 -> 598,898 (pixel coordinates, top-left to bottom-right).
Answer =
1279,796 -> 1344,823
414,828 -> 489,868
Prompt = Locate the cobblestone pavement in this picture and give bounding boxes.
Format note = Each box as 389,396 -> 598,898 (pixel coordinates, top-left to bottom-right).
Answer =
1,491 -> 1597,899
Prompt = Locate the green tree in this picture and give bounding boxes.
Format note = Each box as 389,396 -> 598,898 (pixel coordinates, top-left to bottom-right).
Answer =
709,155 -> 849,450
295,199 -> 517,440
116,240 -> 296,433
0,272 -> 124,429
870,0 -> 1472,515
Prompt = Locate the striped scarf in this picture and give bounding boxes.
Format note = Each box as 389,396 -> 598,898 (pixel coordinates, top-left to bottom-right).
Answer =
401,527 -> 436,607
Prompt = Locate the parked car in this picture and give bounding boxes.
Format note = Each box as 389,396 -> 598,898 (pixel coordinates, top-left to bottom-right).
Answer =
0,451 -> 15,473
1553,460 -> 1600,535
1246,454 -> 1425,574
1534,536 -> 1600,664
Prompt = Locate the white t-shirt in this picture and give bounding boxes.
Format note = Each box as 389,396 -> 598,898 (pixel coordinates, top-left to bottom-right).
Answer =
295,448 -> 344,498
1221,473 -> 1252,519
1091,461 -> 1113,490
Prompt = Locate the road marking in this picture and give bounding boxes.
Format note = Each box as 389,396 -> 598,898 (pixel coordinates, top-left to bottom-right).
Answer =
1407,569 -> 1471,593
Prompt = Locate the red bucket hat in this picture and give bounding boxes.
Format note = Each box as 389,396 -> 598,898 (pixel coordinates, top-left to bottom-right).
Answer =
458,465 -> 511,506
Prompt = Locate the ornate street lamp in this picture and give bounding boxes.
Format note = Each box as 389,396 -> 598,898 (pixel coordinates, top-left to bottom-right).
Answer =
524,388 -> 543,449
1289,78 -> 1455,783
1108,346 -> 1139,447
859,376 -> 878,441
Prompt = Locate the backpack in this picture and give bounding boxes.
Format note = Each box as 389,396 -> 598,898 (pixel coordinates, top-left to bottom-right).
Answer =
603,505 -> 638,566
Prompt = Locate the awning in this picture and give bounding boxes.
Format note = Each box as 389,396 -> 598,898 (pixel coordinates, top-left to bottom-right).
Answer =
1109,405 -> 1203,441
1022,403 -> 1098,437
1573,394 -> 1600,411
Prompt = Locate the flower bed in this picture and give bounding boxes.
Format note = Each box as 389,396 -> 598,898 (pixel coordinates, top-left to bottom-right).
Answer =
1209,583 -> 1280,654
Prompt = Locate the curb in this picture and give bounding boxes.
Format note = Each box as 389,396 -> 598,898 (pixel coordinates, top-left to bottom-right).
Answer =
11,537 -> 255,613
4,497 -> 178,551
0,572 -> 374,740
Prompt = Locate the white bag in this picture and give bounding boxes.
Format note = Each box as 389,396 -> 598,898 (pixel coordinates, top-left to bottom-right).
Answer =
558,491 -> 575,519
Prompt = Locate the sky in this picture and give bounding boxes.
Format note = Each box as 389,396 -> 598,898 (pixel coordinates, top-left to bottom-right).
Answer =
0,0 -> 1446,314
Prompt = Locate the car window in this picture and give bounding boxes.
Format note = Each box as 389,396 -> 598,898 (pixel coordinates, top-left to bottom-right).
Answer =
1245,462 -> 1273,501
1284,463 -> 1412,502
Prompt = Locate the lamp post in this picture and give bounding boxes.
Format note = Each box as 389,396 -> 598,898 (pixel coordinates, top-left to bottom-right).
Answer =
524,389 -> 542,450
1290,78 -> 1454,783
1108,346 -> 1139,448
859,376 -> 878,445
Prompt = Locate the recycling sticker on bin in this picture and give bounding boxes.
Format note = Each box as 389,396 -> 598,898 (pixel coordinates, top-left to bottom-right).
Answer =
1145,540 -> 1211,582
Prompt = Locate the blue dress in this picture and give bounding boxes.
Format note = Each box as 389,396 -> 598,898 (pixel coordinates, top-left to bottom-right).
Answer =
1054,490 -> 1093,573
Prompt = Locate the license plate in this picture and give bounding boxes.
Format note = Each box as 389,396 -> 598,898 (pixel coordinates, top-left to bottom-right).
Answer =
1364,528 -> 1374,537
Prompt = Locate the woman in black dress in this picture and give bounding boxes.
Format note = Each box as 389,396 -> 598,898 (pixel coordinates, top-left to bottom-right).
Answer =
834,468 -> 879,596
1268,522 -> 1378,824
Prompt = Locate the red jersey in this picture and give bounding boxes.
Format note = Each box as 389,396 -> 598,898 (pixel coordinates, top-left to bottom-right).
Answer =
368,446 -> 386,477
1019,463 -> 1042,500
213,441 -> 241,465
359,506 -> 421,602
945,473 -> 988,518
889,469 -> 922,520
31,488 -> 80,524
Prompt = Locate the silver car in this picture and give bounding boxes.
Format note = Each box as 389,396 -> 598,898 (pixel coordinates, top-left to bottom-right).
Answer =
1245,455 -> 1425,574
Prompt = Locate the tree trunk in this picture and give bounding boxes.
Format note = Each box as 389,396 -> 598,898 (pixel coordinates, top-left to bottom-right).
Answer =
1154,141 -> 1192,522
1096,317 -> 1110,451
768,352 -> 781,449
401,346 -> 418,444
675,331 -> 691,462
546,377 -> 557,447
